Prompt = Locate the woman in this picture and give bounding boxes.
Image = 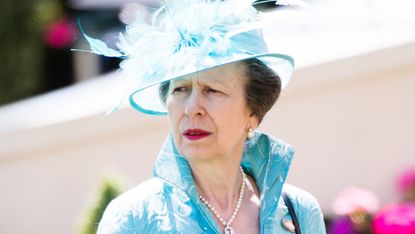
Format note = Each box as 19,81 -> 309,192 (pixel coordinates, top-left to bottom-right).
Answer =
86,0 -> 326,233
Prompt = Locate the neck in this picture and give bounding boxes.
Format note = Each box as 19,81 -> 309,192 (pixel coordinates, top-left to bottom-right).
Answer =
191,160 -> 244,213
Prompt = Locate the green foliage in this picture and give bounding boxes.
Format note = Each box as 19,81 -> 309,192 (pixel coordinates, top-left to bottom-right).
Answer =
0,0 -> 63,106
80,177 -> 123,234
0,0 -> 39,105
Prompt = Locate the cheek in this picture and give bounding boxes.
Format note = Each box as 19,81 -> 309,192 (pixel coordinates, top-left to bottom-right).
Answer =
167,111 -> 184,152
211,99 -> 249,134
167,100 -> 183,133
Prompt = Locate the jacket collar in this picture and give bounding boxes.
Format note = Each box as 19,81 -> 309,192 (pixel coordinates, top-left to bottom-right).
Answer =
152,131 -> 294,230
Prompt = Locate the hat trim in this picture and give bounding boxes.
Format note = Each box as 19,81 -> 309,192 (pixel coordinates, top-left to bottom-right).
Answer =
129,52 -> 294,115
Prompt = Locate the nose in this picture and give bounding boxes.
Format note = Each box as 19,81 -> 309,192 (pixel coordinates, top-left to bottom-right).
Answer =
184,90 -> 205,117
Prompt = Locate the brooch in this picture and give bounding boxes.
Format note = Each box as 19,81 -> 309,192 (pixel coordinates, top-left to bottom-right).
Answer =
281,219 -> 296,233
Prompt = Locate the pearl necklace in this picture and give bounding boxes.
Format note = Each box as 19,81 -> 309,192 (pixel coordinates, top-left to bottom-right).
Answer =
199,167 -> 246,234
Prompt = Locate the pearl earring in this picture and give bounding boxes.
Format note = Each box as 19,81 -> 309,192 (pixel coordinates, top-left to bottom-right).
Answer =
247,128 -> 254,139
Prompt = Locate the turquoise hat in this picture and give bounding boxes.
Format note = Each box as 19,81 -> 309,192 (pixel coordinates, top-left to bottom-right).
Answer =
83,0 -> 294,115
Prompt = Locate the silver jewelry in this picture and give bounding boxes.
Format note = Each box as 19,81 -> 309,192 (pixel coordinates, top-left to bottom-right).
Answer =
199,167 -> 246,234
247,128 -> 254,139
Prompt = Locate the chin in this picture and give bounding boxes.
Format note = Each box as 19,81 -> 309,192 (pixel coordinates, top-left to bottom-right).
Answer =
180,147 -> 215,161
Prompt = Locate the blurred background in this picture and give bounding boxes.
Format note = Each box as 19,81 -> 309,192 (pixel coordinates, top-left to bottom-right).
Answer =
0,0 -> 414,233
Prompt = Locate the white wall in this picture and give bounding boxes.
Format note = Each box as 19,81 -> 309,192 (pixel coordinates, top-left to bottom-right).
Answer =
0,41 -> 414,234
0,108 -> 170,234
262,42 -> 415,211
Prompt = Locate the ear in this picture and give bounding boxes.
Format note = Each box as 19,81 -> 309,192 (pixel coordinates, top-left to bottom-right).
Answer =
248,113 -> 260,130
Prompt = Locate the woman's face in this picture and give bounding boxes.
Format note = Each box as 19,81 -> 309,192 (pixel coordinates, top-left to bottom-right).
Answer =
166,62 -> 259,162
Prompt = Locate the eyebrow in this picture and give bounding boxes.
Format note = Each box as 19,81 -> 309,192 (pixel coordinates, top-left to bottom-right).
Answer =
196,77 -> 227,88
171,75 -> 228,88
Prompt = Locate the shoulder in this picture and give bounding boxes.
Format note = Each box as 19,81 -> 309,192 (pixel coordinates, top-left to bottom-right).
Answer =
97,178 -> 166,234
105,177 -> 166,216
251,132 -> 295,154
282,184 -> 321,211
282,184 -> 327,234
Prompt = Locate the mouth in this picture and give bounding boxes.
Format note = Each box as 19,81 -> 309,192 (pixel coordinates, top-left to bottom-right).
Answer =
183,129 -> 212,140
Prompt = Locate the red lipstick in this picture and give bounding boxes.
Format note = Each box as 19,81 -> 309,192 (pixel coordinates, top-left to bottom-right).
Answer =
183,129 -> 212,140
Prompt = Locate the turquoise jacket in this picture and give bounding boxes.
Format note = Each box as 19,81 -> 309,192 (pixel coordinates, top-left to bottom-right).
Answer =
97,132 -> 326,233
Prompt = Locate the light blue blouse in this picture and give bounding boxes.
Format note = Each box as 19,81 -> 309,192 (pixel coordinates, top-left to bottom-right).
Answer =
97,132 -> 326,233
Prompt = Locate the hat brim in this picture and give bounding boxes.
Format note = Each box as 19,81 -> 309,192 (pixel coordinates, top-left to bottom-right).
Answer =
129,53 -> 294,115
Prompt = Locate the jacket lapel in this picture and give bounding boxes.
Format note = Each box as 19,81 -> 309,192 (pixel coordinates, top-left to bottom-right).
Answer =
152,132 -> 294,233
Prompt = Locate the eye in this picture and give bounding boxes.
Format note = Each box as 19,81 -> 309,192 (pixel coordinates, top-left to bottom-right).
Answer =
171,86 -> 188,94
206,88 -> 220,94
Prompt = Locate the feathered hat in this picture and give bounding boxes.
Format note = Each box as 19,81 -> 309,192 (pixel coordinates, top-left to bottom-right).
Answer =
83,0 -> 295,115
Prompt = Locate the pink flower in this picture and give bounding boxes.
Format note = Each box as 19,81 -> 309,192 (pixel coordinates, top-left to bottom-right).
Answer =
43,17 -> 77,48
397,167 -> 415,193
329,216 -> 356,234
332,187 -> 380,215
372,202 -> 415,234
